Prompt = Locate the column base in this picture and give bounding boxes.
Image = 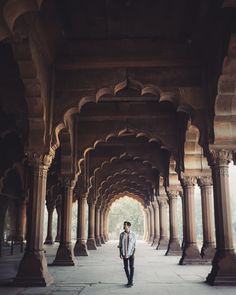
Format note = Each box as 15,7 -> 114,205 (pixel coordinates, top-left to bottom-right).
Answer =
74,240 -> 89,256
157,238 -> 169,250
201,243 -> 216,261
206,250 -> 236,285
165,239 -> 182,256
44,239 -> 54,245
148,235 -> 154,244
151,237 -> 160,247
95,237 -> 102,247
13,250 -> 54,286
54,235 -> 60,243
103,237 -> 107,242
87,238 -> 97,250
52,242 -> 76,266
179,243 -> 203,265
100,236 -> 106,244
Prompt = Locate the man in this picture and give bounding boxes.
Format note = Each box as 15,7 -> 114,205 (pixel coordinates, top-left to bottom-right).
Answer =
118,221 -> 136,287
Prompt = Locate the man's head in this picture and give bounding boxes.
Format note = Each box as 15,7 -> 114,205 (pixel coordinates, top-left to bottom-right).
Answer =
123,221 -> 131,232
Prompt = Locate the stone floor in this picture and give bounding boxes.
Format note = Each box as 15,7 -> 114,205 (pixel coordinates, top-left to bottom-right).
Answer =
0,240 -> 236,295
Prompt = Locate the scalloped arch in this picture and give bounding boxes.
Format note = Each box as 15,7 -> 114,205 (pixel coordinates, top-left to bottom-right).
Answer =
89,152 -> 159,189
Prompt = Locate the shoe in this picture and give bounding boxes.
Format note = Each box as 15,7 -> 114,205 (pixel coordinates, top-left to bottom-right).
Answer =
126,283 -> 132,288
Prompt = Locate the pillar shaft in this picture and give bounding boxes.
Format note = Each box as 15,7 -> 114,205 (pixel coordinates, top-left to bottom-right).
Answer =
15,200 -> 27,243
74,195 -> 89,256
144,208 -> 150,242
53,180 -> 76,265
14,154 -> 53,286
55,203 -> 61,242
206,150 -> 236,285
103,209 -> 108,241
44,207 -> 54,245
100,209 -> 105,244
179,177 -> 201,264
148,205 -> 154,244
166,191 -> 181,255
198,176 -> 215,261
95,207 -> 102,246
87,202 -> 97,250
157,196 -> 169,250
152,200 -> 160,247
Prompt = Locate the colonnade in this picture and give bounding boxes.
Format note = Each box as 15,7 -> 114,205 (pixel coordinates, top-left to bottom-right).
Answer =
13,150 -> 236,286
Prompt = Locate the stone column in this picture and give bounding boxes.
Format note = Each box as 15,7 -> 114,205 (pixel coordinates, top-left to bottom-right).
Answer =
166,191 -> 181,256
143,208 -> 148,240
103,209 -> 108,242
74,195 -> 89,256
197,176 -> 216,261
44,205 -> 55,245
55,201 -> 61,243
206,150 -> 236,285
87,202 -> 97,250
157,195 -> 169,250
151,200 -> 160,247
14,153 -> 53,286
145,208 -> 151,242
7,201 -> 17,241
179,177 -> 201,265
53,179 -> 76,265
100,208 -> 105,244
15,200 -> 27,243
95,206 -> 102,246
180,192 -> 185,250
148,205 -> 155,244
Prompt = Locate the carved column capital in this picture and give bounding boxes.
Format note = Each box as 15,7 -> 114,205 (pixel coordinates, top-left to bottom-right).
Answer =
157,195 -> 168,207
152,199 -> 159,209
181,176 -> 196,187
26,151 -> 54,169
61,176 -> 77,190
197,176 -> 213,187
168,190 -> 179,199
209,149 -> 232,167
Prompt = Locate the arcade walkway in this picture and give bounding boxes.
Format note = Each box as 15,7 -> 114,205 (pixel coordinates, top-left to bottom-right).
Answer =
0,241 -> 235,295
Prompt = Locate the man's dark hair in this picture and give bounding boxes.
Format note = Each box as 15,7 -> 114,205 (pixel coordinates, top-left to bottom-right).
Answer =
124,221 -> 131,227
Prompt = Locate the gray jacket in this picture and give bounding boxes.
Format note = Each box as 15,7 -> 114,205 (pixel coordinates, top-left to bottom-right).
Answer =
119,231 -> 136,258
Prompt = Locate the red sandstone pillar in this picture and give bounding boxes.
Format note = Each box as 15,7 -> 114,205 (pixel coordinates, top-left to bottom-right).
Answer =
179,177 -> 201,265
74,194 -> 89,256
52,178 -> 76,265
44,205 -> 55,245
151,199 -> 160,247
55,201 -> 61,243
103,209 -> 108,242
15,200 -> 27,243
206,150 -> 236,285
87,201 -> 97,250
100,208 -> 105,244
95,206 -> 102,246
144,208 -> 150,242
166,191 -> 181,256
14,153 -> 53,286
148,205 -> 155,244
197,176 -> 216,261
157,195 -> 169,250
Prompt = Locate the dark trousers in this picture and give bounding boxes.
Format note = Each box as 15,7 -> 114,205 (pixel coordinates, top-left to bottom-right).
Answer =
123,255 -> 134,283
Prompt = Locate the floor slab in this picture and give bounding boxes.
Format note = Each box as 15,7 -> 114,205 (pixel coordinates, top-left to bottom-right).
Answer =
0,241 -> 236,294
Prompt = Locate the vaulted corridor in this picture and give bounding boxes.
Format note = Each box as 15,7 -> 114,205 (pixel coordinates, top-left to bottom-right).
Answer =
0,241 -> 235,295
